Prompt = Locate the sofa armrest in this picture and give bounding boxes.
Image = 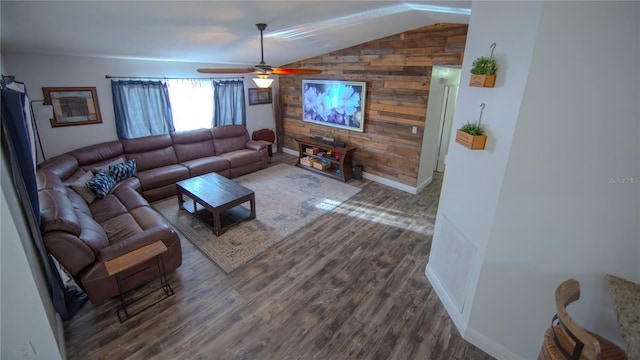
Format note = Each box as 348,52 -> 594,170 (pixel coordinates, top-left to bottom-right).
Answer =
246,140 -> 266,151
97,225 -> 175,263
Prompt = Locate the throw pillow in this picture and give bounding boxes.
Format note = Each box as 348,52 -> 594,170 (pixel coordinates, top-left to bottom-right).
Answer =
109,159 -> 137,182
86,170 -> 116,199
90,156 -> 126,175
69,171 -> 97,204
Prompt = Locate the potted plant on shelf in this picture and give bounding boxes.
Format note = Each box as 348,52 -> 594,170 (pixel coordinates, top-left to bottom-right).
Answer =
455,122 -> 487,150
469,56 -> 498,88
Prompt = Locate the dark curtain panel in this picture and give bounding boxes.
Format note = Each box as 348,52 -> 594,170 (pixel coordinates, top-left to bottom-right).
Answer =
1,85 -> 86,321
111,80 -> 174,139
272,84 -> 284,153
213,80 -> 246,126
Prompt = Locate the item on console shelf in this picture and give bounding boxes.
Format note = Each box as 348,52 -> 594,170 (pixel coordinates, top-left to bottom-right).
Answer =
306,147 -> 319,155
300,157 -> 313,167
312,136 -> 346,147
353,165 -> 363,180
313,160 -> 331,170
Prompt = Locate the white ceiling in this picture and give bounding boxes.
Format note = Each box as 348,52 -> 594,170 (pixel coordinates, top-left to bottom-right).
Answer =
1,1 -> 470,68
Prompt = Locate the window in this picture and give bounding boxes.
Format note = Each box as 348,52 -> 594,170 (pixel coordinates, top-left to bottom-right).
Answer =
111,78 -> 246,138
166,79 -> 214,132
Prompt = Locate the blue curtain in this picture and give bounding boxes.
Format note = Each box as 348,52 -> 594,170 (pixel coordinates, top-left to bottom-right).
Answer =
213,80 -> 246,126
111,80 -> 174,139
2,82 -> 87,320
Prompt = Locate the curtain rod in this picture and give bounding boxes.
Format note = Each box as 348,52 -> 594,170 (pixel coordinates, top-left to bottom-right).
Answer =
105,75 -> 244,80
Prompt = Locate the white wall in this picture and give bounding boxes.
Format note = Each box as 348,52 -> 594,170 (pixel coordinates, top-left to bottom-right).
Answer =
428,1 -> 640,359
1,155 -> 64,359
2,53 -> 276,163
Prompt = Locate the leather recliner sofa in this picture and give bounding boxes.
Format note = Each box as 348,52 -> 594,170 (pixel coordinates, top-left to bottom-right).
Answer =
36,125 -> 268,304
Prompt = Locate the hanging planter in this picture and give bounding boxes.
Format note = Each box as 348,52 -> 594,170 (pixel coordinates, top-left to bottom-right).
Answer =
456,128 -> 487,150
456,103 -> 487,150
469,43 -> 498,88
469,73 -> 496,88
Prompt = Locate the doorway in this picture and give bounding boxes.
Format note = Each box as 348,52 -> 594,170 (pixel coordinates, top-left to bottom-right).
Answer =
435,83 -> 459,172
416,66 -> 461,189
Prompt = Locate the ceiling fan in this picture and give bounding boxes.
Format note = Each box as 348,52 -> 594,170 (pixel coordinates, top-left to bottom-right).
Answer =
197,23 -> 322,87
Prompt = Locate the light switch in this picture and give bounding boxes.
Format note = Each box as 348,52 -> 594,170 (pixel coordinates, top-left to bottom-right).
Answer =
412,126 -> 418,134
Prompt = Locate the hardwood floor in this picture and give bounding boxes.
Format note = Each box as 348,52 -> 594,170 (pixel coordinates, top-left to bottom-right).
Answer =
63,153 -> 494,360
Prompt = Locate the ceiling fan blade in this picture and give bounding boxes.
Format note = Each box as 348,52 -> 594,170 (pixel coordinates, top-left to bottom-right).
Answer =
272,68 -> 323,75
198,24 -> 323,77
197,68 -> 253,74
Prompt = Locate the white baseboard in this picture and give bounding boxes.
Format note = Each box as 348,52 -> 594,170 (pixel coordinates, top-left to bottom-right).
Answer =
425,264 -> 468,332
282,147 -> 298,157
283,147 -> 418,194
464,326 -> 526,360
415,176 -> 433,193
362,172 -> 417,194
425,265 -> 526,360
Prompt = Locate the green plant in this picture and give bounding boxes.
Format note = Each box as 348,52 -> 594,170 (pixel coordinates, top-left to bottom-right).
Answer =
323,134 -> 335,139
470,56 -> 498,75
460,122 -> 484,136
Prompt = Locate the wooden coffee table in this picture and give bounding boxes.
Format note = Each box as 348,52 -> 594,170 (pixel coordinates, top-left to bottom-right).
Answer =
176,172 -> 256,236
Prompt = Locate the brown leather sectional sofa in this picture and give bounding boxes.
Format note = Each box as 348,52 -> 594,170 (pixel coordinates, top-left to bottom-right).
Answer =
36,125 -> 269,304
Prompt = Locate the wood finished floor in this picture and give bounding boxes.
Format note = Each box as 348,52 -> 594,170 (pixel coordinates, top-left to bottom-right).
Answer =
64,153 -> 494,360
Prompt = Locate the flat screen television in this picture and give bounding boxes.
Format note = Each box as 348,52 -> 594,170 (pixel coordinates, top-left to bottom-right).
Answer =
302,79 -> 366,132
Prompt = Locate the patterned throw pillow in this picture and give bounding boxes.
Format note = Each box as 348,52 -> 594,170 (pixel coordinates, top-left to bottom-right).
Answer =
86,169 -> 116,199
109,159 -> 137,182
90,156 -> 127,175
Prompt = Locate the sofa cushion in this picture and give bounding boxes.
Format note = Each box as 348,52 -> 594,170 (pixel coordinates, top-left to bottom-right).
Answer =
36,154 -> 79,183
129,206 -> 168,231
77,212 -> 109,254
70,140 -> 124,169
89,194 -> 127,224
122,134 -> 178,171
100,213 -> 144,244
66,187 -> 92,217
212,125 -> 249,154
69,171 -> 97,204
171,128 -> 215,162
136,164 -> 189,191
86,170 -> 116,199
42,232 -> 95,276
218,149 -> 263,168
39,189 -> 81,236
181,156 -> 229,177
109,159 -> 137,182
37,170 -> 66,192
112,176 -> 141,193
112,186 -> 149,212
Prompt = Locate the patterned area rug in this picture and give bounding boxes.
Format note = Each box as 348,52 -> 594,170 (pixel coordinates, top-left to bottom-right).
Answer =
152,164 -> 361,273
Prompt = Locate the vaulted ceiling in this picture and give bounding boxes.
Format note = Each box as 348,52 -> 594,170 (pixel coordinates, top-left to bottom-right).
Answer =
1,1 -> 470,67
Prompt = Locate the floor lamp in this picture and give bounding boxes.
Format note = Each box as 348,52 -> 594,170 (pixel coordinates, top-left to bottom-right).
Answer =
29,100 -> 52,162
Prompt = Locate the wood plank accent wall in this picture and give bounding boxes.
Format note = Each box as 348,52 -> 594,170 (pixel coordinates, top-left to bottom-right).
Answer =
279,23 -> 467,187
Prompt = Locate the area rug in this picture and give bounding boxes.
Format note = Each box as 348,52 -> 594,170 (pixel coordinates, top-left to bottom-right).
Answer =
152,164 -> 361,273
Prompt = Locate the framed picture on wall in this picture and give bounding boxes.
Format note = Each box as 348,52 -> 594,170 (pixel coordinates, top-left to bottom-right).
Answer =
248,87 -> 272,105
42,87 -> 103,127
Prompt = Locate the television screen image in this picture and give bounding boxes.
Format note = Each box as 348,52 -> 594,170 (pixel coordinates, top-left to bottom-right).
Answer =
302,79 -> 366,132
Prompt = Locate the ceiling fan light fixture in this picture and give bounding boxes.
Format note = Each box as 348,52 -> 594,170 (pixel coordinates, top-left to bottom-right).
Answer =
253,75 -> 274,88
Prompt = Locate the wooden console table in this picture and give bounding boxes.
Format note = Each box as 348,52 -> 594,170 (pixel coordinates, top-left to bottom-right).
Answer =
105,241 -> 174,322
295,136 -> 357,182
